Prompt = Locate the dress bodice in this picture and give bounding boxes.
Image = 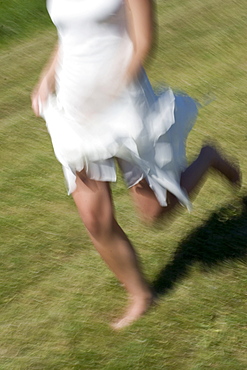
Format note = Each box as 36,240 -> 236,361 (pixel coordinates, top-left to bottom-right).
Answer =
46,0 -> 133,120
47,0 -> 126,56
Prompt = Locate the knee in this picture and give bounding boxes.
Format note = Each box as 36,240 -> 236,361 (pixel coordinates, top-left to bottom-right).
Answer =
83,214 -> 100,237
82,211 -> 113,240
137,192 -> 178,224
136,205 -> 163,225
130,186 -> 165,224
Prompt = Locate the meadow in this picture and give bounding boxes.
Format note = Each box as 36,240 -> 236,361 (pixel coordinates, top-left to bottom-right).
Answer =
0,0 -> 246,368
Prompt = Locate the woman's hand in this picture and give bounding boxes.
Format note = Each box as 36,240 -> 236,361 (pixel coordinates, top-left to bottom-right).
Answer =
31,43 -> 59,117
31,77 -> 52,117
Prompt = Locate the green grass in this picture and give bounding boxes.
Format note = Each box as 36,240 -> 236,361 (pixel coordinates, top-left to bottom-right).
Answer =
0,0 -> 52,48
0,0 -> 247,369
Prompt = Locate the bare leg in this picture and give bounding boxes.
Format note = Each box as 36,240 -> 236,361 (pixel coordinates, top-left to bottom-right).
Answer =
180,145 -> 241,194
130,145 -> 241,222
72,171 -> 154,329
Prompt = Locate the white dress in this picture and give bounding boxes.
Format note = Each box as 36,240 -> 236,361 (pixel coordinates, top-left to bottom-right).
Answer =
42,0 -> 198,209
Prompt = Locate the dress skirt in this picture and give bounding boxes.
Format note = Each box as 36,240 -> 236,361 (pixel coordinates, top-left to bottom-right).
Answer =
41,69 -> 198,210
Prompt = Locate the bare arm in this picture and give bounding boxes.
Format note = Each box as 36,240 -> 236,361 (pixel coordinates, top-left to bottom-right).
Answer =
31,43 -> 59,116
125,0 -> 154,82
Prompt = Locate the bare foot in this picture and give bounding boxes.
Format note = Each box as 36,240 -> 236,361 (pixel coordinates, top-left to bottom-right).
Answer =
206,145 -> 241,187
111,293 -> 156,330
215,155 -> 241,187
227,162 -> 241,187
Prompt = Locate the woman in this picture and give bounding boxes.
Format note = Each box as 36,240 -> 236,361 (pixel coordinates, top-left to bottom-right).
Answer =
32,0 -> 240,329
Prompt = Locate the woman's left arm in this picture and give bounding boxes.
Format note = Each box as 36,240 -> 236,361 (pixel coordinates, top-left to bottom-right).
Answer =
125,0 -> 154,82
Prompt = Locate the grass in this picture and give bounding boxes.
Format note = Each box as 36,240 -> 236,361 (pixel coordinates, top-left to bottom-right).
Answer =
0,0 -> 247,368
0,0 -> 52,48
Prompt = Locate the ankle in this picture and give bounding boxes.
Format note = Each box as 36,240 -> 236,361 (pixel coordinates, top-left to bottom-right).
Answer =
130,288 -> 155,305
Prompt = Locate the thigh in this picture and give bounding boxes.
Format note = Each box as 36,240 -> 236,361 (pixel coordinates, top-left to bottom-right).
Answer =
117,159 -> 162,221
130,178 -> 178,222
130,178 -> 162,222
72,170 -> 115,231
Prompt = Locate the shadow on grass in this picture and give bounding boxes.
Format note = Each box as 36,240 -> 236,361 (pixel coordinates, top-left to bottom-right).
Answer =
152,196 -> 247,297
